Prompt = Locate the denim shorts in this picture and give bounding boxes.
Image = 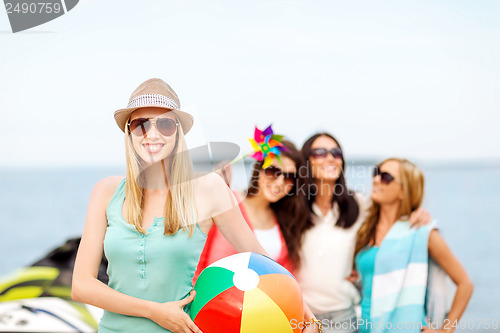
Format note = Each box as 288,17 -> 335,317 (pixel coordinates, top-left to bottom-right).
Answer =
314,306 -> 358,333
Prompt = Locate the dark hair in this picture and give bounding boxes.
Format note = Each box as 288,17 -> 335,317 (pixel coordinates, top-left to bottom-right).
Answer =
246,140 -> 308,267
301,132 -> 359,229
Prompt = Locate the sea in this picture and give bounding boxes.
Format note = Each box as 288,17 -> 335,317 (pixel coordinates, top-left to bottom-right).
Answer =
0,161 -> 499,332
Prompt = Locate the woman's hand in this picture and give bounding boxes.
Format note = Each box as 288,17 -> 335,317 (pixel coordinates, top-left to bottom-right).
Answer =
214,161 -> 232,187
345,269 -> 358,283
302,303 -> 321,333
302,320 -> 321,333
409,208 -> 433,228
149,290 -> 203,333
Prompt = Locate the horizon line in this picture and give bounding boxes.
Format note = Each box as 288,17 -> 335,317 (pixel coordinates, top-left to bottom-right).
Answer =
1,157 -> 500,171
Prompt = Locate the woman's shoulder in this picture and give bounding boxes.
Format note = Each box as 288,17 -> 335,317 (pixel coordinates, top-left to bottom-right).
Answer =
92,176 -> 125,199
193,172 -> 238,217
397,219 -> 438,239
85,176 -> 125,213
193,172 -> 227,192
417,220 -> 439,235
96,175 -> 124,189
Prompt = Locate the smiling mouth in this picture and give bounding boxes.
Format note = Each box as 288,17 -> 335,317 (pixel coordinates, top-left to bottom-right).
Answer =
321,166 -> 338,172
268,185 -> 283,196
142,143 -> 164,153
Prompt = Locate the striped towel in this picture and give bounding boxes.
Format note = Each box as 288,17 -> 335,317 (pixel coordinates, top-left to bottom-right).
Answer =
369,221 -> 437,332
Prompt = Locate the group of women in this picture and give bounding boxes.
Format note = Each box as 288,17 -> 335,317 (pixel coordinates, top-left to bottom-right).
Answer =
72,78 -> 473,333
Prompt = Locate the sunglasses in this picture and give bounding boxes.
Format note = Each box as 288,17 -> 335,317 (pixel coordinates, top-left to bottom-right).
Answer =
373,166 -> 400,185
262,166 -> 297,184
310,147 -> 343,159
128,117 -> 178,137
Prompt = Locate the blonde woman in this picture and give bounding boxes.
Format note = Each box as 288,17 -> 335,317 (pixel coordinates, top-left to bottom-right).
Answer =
354,158 -> 473,333
72,79 -> 318,333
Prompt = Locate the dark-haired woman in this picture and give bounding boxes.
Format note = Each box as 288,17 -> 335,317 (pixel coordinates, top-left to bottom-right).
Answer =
195,140 -> 309,277
295,133 -> 431,333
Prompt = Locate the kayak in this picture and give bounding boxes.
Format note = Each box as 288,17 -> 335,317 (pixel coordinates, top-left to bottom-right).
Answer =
0,296 -> 101,332
0,238 -> 107,332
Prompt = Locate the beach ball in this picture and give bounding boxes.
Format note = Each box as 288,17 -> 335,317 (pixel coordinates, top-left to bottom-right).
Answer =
190,252 -> 304,333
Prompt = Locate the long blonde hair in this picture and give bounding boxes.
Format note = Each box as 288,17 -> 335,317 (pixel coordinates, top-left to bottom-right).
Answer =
123,115 -> 196,236
355,158 -> 425,256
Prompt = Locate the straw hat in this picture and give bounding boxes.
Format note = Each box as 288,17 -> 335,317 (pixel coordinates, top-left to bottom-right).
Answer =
114,78 -> 193,134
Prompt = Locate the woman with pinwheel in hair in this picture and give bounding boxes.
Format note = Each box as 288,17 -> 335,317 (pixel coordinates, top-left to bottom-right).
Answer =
196,125 -> 309,278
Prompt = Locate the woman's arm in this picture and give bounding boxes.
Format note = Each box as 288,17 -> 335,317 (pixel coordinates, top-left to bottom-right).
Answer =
214,203 -> 268,255
424,230 -> 474,332
72,177 -> 202,333
200,173 -> 267,255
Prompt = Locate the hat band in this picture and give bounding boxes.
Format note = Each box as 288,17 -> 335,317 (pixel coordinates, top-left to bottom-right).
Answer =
127,93 -> 179,110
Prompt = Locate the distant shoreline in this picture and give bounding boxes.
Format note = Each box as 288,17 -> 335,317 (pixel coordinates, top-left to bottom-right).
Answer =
1,158 -> 500,172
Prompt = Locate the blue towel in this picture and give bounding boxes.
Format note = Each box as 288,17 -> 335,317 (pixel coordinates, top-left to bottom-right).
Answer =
368,221 -> 437,332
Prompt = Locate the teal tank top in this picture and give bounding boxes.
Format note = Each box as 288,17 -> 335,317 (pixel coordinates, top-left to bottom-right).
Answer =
355,246 -> 379,333
98,178 -> 207,333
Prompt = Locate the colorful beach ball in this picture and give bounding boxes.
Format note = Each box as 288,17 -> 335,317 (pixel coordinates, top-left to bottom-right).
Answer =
190,252 -> 304,333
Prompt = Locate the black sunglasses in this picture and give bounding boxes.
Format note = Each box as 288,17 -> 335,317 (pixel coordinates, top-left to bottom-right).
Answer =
262,166 -> 297,184
128,117 -> 178,137
310,147 -> 343,159
373,166 -> 400,185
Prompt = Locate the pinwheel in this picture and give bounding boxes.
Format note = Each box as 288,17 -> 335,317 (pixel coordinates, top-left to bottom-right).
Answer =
214,125 -> 287,185
247,125 -> 287,169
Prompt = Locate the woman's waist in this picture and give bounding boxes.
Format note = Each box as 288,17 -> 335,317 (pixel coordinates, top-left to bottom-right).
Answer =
301,281 -> 360,313
107,275 -> 193,303
99,310 -> 181,333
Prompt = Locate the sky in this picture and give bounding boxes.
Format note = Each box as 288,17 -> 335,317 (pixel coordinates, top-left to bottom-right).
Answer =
1,0 -> 499,167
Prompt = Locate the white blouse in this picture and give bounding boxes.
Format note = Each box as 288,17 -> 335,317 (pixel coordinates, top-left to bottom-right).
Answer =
254,225 -> 282,261
296,192 -> 371,313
